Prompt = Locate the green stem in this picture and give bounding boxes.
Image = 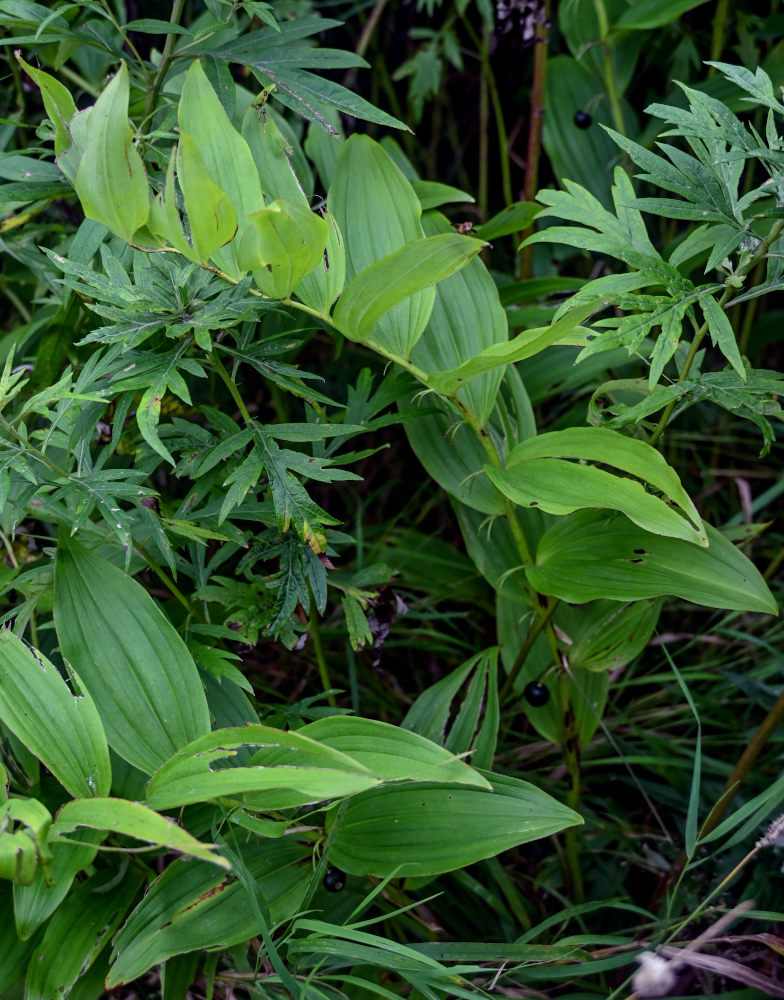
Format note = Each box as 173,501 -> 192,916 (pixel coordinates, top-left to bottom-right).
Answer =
649,217 -> 784,446
461,16 -> 513,209
709,0 -> 731,64
135,542 -> 194,616
477,23 -> 490,221
499,599 -> 557,702
97,0 -> 148,74
593,0 -> 626,139
143,0 -> 187,124
308,587 -> 337,708
209,349 -> 253,425
343,0 -> 391,91
560,667 -> 585,902
519,0 -> 550,278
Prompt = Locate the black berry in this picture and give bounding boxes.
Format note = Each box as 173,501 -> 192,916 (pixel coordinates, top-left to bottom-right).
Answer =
322,866 -> 346,892
524,681 -> 550,707
574,110 -> 592,129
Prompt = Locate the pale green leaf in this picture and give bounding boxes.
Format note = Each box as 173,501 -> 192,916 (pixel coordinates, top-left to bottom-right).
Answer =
177,133 -> 238,265
72,63 -> 149,242
237,198 -> 328,298
332,233 -> 485,351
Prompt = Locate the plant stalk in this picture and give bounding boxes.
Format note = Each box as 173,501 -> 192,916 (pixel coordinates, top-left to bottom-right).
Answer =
143,0 -> 187,124
519,0 -> 551,279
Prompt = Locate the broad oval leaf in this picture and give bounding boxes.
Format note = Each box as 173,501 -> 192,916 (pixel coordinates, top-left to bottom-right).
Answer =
49,798 -> 229,869
332,233 -> 485,350
53,535 -> 210,775
327,771 -> 582,877
328,134 -> 435,358
0,631 -> 110,799
527,510 -> 778,613
72,62 -> 149,242
145,725 -> 379,811
108,840 -> 308,988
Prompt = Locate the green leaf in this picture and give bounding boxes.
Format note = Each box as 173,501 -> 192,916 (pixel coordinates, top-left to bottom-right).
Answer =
410,179 -> 474,210
474,201 -> 540,240
147,155 -> 196,259
413,210 -> 507,425
699,291 -> 746,380
296,717 -> 490,787
178,59 -> 265,277
490,426 -> 706,546
569,599 -> 661,672
327,771 -> 582,877
16,54 -> 76,156
332,233 -> 485,351
24,867 -> 144,1000
13,831 -> 102,939
237,198 -> 328,298
49,798 -> 230,869
425,300 -> 598,396
72,63 -> 149,242
328,134 -> 435,359
145,725 -> 379,811
614,0 -> 709,30
0,798 -> 52,886
108,841 -> 308,988
294,208 -> 346,312
177,133 -> 238,265
527,510 -> 777,613
53,535 -> 210,775
0,631 -> 110,799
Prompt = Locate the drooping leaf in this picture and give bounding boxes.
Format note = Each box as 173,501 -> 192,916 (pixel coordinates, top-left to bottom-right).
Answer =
295,717 -> 490,787
490,426 -> 706,546
237,198 -> 328,298
49,798 -> 230,869
145,726 -> 379,811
